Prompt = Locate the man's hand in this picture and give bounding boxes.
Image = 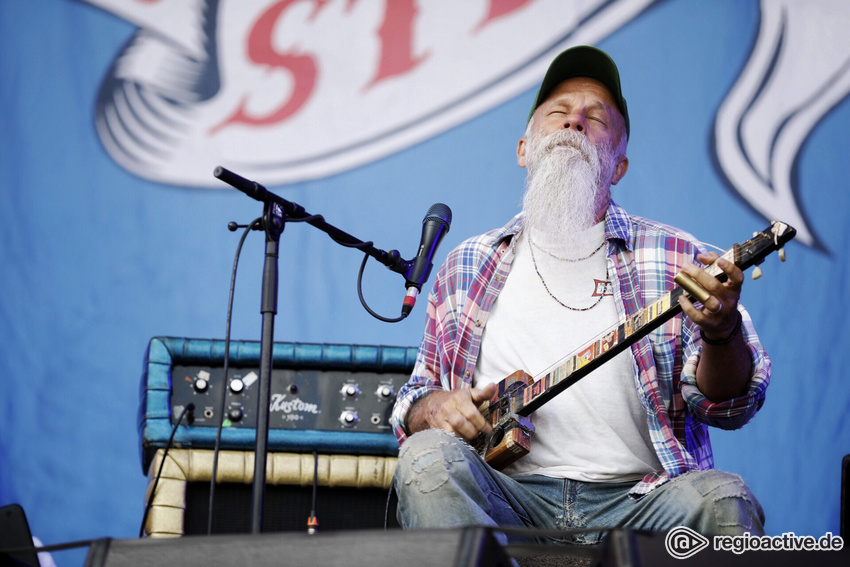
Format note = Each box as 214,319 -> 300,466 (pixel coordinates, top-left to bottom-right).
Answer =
678,252 -> 752,402
406,383 -> 497,442
678,252 -> 743,340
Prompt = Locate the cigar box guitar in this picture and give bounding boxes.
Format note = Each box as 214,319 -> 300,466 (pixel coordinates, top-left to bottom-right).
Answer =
475,221 -> 796,470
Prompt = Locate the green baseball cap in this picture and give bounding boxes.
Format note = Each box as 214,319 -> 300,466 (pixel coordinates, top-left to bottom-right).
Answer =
527,45 -> 629,139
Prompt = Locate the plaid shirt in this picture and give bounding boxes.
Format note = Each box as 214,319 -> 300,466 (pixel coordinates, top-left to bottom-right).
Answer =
391,202 -> 770,497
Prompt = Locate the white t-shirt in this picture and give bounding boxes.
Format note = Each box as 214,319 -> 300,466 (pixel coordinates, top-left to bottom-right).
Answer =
473,222 -> 662,481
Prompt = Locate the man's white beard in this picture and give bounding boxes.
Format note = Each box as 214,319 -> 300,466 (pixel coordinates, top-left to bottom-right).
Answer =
521,129 -> 616,251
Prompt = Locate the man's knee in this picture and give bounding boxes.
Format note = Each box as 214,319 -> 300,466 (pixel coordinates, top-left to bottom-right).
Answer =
395,429 -> 474,494
683,470 -> 765,536
394,430 -> 494,529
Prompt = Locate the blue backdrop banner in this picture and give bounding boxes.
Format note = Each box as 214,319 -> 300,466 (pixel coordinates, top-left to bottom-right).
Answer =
1,0 -> 848,561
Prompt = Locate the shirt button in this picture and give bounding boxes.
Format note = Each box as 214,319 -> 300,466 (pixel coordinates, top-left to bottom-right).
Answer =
475,320 -> 482,327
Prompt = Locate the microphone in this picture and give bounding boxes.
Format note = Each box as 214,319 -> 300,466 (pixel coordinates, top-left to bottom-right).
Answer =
402,203 -> 452,317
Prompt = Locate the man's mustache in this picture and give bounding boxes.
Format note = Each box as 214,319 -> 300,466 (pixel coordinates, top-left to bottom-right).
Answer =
540,130 -> 593,159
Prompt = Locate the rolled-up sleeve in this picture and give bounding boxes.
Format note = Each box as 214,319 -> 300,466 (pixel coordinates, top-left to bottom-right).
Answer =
391,295 -> 446,444
680,306 -> 771,430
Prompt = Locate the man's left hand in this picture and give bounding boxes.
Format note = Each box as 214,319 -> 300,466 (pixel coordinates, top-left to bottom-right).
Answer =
678,252 -> 743,341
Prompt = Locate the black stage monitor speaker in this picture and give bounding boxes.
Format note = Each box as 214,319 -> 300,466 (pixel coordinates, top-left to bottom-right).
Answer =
85,528 -> 511,567
0,504 -> 40,567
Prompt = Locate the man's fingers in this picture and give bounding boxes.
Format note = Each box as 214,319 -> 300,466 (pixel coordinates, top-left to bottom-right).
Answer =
716,257 -> 744,289
453,417 -> 486,442
682,261 -> 719,293
696,252 -> 719,265
456,389 -> 493,436
470,382 -> 497,404
692,255 -> 744,291
704,295 -> 723,315
427,388 -> 494,441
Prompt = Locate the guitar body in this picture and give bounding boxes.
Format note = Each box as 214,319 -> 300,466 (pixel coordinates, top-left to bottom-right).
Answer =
476,370 -> 535,470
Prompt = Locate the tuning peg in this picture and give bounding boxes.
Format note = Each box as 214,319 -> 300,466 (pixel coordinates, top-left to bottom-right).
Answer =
779,248 -> 786,262
752,266 -> 763,280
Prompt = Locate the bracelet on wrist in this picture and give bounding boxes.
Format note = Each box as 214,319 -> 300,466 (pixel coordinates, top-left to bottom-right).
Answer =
701,310 -> 743,346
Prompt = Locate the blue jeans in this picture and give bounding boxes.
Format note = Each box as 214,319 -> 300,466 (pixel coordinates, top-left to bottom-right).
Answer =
394,429 -> 764,544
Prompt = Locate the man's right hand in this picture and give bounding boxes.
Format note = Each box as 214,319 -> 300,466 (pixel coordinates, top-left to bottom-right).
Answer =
405,383 -> 497,443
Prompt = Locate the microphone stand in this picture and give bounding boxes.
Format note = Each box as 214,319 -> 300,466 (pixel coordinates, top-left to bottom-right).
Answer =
213,166 -> 411,534
253,198 -> 283,535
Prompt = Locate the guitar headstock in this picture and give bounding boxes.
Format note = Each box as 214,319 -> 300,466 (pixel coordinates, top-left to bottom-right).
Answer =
680,221 -> 796,299
732,221 -> 797,277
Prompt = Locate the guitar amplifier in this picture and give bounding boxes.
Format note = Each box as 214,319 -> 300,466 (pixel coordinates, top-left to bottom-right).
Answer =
139,337 -> 417,472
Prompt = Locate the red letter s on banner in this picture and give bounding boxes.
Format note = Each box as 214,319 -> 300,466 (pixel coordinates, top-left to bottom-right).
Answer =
212,0 -> 328,134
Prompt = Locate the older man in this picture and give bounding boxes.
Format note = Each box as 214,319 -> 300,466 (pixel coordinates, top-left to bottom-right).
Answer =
390,46 -> 768,543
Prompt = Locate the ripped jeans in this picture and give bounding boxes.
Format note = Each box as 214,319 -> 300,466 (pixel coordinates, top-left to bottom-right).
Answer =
394,429 -> 764,544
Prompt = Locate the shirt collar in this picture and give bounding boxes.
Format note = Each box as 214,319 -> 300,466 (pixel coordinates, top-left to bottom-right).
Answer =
604,200 -> 634,251
486,213 -> 524,247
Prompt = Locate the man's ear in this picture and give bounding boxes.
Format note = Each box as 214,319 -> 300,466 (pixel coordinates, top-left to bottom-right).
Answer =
517,137 -> 528,168
611,155 -> 629,185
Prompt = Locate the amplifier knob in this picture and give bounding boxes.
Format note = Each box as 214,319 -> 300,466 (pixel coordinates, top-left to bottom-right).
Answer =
194,378 -> 209,393
376,385 -> 394,399
340,384 -> 360,398
229,378 -> 245,394
228,408 -> 244,422
339,410 -> 359,427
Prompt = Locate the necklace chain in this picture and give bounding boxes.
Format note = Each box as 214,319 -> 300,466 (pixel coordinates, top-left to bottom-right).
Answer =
529,236 -> 606,262
528,238 -> 609,312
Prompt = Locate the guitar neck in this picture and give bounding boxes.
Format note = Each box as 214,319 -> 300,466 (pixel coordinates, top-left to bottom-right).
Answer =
516,285 -> 688,416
